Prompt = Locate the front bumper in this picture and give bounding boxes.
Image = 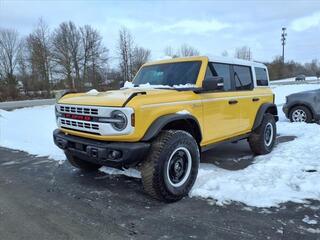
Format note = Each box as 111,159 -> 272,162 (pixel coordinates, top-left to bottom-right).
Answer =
53,129 -> 150,168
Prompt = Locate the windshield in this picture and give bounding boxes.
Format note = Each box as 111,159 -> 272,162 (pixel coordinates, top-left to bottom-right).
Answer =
132,61 -> 201,87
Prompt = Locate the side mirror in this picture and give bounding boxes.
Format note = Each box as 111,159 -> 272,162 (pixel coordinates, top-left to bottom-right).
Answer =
202,76 -> 223,91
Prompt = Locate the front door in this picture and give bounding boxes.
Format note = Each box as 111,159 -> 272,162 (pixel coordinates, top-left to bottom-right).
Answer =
200,62 -> 241,146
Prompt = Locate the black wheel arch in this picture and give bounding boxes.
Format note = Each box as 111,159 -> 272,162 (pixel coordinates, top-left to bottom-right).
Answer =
142,114 -> 202,144
253,103 -> 278,130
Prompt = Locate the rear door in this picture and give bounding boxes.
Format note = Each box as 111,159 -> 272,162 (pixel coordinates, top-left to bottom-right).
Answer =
231,65 -> 258,133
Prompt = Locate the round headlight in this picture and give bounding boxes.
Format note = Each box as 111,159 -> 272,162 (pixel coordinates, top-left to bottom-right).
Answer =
111,110 -> 128,131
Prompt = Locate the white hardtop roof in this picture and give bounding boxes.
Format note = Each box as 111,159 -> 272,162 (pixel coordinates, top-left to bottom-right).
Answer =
207,55 -> 266,68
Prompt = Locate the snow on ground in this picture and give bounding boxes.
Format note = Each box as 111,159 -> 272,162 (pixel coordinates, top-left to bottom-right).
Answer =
302,215 -> 318,225
0,106 -> 65,161
0,82 -> 320,207
271,83 -> 320,106
190,121 -> 320,207
271,76 -> 318,83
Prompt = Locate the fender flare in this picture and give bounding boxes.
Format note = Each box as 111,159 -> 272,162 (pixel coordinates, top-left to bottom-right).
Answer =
142,114 -> 202,141
253,103 -> 278,130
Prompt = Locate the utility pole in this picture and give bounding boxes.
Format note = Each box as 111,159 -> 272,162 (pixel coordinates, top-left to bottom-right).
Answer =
281,27 -> 287,63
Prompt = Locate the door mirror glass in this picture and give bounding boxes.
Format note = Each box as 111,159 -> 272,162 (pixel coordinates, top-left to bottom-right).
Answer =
202,76 -> 223,91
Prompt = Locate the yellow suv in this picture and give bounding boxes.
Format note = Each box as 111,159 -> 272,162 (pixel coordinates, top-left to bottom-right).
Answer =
53,56 -> 278,202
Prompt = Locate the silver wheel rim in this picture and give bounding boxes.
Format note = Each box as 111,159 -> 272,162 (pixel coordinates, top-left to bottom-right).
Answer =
166,147 -> 192,187
292,109 -> 307,122
264,122 -> 274,147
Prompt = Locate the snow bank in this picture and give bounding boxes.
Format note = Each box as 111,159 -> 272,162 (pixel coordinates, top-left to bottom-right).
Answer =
99,166 -> 141,178
271,84 -> 320,106
272,76 -> 318,83
0,106 -> 65,160
190,121 -> 320,207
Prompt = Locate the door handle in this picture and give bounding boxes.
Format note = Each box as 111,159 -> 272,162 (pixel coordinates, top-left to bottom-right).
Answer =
252,97 -> 260,102
228,99 -> 238,105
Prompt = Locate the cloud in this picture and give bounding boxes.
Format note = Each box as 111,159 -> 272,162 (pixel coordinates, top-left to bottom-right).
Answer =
290,11 -> 320,32
157,19 -> 231,34
111,18 -> 231,34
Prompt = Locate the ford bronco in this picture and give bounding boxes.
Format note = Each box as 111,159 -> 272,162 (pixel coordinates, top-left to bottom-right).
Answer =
53,56 -> 278,202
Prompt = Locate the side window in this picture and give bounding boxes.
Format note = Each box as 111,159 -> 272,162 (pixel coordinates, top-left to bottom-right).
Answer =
233,65 -> 253,90
204,65 -> 214,79
208,63 -> 232,91
255,67 -> 268,86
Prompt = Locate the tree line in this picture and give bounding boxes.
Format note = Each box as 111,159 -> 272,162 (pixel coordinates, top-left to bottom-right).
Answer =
224,46 -> 320,80
1,19 -> 319,101
0,19 -> 152,101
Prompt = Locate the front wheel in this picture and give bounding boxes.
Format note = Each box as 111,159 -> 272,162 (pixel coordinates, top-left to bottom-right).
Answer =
249,113 -> 276,155
140,130 -> 200,202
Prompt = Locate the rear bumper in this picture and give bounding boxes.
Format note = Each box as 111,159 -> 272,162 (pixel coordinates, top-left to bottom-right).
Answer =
53,129 -> 150,168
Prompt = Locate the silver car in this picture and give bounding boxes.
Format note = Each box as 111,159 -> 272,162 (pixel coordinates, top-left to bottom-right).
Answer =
283,89 -> 320,123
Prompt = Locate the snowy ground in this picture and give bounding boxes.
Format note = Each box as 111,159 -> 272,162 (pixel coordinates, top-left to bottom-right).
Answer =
0,82 -> 320,208
271,76 -> 319,83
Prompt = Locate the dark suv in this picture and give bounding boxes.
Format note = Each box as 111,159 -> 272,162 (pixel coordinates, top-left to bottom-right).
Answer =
283,89 -> 320,122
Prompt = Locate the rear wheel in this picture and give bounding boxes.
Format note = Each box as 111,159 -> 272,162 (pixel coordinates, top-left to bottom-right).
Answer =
141,130 -> 199,202
289,106 -> 312,123
65,151 -> 101,171
249,113 -> 276,155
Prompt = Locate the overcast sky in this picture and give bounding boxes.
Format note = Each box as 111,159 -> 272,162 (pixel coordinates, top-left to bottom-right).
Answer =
1,0 -> 320,64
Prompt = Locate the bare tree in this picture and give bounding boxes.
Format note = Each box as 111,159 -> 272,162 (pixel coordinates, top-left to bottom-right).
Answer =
0,28 -> 22,98
52,21 -> 82,90
164,44 -> 199,58
17,40 -> 31,94
68,22 -> 82,89
80,25 -> 109,88
235,46 -> 252,60
26,18 -> 52,95
132,46 -> 150,75
164,46 -> 178,58
179,44 -> 199,57
52,23 -> 73,89
118,27 -> 134,82
221,50 -> 229,57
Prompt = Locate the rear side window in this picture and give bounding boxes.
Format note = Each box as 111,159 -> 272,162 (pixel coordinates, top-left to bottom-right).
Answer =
255,67 -> 268,86
233,65 -> 253,90
205,63 -> 232,91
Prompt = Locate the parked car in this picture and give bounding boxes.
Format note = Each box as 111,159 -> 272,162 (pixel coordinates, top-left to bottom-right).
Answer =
295,74 -> 306,81
53,56 -> 278,202
283,89 -> 320,123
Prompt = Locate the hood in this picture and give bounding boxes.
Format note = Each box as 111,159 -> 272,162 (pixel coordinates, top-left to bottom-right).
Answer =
58,88 -> 177,107
288,88 -> 320,98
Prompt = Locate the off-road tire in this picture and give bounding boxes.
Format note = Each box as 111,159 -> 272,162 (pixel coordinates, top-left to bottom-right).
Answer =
141,130 -> 200,202
249,113 -> 276,155
65,151 -> 101,171
289,106 -> 312,123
